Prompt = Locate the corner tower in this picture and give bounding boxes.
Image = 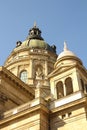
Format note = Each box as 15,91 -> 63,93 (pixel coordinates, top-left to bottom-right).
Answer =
48,42 -> 87,130
4,24 -> 57,97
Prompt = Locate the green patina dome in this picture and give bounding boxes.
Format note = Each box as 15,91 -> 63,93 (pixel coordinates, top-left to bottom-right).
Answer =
16,23 -> 56,53
22,39 -> 47,48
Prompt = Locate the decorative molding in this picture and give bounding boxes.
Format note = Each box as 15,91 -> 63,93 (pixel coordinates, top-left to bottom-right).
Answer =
0,92 -> 8,103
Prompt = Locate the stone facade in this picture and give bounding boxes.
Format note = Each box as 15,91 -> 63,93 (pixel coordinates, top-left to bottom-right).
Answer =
0,24 -> 87,130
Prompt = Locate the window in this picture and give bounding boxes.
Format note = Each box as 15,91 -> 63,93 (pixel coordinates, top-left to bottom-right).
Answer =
65,77 -> 73,96
56,81 -> 64,99
20,70 -> 27,83
56,78 -> 73,99
62,114 -> 66,119
85,84 -> 87,93
80,79 -> 84,91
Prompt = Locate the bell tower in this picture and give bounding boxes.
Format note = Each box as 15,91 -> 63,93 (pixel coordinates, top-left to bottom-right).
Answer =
49,42 -> 87,130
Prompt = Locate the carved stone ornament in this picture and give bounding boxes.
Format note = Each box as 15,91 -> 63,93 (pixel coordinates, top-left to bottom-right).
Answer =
35,66 -> 43,79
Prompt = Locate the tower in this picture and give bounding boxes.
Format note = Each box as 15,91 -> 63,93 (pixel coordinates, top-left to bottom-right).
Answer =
49,42 -> 87,130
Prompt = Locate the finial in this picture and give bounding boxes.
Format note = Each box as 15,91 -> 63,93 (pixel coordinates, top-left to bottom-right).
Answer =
34,21 -> 37,28
63,41 -> 68,51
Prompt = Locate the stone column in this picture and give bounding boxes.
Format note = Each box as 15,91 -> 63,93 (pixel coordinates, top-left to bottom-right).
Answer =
28,59 -> 34,85
63,81 -> 66,96
72,70 -> 82,92
29,59 -> 33,78
45,60 -> 48,78
35,81 -> 43,98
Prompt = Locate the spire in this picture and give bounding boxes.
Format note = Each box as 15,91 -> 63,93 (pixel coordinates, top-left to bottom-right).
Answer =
63,41 -> 68,51
34,21 -> 37,28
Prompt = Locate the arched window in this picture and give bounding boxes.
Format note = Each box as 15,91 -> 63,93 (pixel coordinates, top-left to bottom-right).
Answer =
85,84 -> 87,93
56,81 -> 64,99
20,70 -> 28,83
65,77 -> 73,96
80,79 -> 84,91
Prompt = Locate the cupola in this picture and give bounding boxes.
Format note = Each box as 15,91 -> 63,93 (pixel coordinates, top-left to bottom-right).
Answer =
58,41 -> 76,59
15,23 -> 57,53
54,41 -> 82,68
49,41 -> 87,110
26,22 -> 44,40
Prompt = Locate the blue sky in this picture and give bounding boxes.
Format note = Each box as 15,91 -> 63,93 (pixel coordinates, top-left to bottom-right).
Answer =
0,0 -> 87,67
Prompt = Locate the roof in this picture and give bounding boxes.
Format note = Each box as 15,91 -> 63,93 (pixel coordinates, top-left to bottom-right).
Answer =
15,24 -> 56,54
54,42 -> 83,69
57,41 -> 76,60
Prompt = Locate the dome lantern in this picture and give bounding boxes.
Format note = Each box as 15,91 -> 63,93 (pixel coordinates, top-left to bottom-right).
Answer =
27,22 -> 44,40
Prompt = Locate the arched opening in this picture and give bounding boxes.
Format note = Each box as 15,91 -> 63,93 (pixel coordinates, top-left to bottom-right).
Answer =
85,84 -> 87,93
65,77 -> 73,96
20,70 -> 28,83
80,79 -> 84,91
56,81 -> 64,99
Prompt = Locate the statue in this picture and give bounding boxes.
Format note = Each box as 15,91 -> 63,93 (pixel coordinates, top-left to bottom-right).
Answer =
36,67 -> 43,79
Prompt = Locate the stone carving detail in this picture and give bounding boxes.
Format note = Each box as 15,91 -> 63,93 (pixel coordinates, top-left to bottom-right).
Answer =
35,66 -> 44,79
36,81 -> 42,88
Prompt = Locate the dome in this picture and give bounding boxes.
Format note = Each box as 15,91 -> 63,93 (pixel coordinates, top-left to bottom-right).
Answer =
22,39 -> 46,48
54,42 -> 82,69
58,50 -> 76,59
57,41 -> 76,60
15,23 -> 56,53
4,23 -> 57,68
21,39 -> 56,52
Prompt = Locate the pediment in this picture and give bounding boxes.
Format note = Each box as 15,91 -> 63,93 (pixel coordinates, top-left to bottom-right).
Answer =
0,66 -> 34,112
48,63 -> 76,78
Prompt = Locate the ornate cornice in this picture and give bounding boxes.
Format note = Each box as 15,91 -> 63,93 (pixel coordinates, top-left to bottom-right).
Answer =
0,66 -> 34,99
0,92 -> 8,103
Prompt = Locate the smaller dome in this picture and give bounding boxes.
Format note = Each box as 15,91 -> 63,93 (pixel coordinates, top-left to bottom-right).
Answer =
57,41 -> 76,60
54,41 -> 83,69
